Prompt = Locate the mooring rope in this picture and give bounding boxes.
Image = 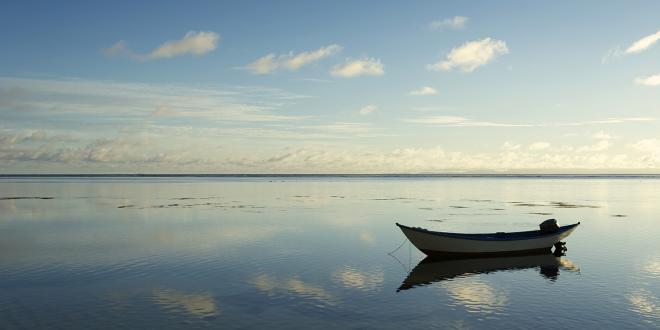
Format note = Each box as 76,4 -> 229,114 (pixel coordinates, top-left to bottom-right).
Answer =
387,237 -> 412,274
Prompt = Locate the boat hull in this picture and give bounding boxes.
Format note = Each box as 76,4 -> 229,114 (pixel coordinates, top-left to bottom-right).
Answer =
396,223 -> 579,257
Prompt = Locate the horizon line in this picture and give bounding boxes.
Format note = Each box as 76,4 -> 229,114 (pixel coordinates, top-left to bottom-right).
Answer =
2,173 -> 660,178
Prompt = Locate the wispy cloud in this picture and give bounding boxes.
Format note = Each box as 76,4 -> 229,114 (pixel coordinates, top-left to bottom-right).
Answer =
103,31 -> 220,61
404,116 -> 530,127
427,38 -> 509,72
247,44 -> 342,74
404,115 -> 657,127
501,142 -> 520,151
592,131 -> 613,140
331,57 -> 384,77
634,73 -> 660,86
102,40 -> 128,57
409,86 -> 437,96
358,104 -> 377,115
429,16 -> 468,30
625,30 -> 660,55
0,77 -> 306,124
152,105 -> 173,117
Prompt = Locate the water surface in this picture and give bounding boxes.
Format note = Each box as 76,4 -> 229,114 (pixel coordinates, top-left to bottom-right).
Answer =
1,177 -> 659,329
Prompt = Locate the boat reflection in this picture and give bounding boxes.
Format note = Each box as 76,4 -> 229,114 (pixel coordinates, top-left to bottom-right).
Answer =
397,253 -> 579,292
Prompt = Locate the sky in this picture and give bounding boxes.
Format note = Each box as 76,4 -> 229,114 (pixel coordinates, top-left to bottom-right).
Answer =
1,1 -> 659,173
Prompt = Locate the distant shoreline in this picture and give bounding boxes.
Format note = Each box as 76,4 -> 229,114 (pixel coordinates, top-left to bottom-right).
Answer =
2,174 -> 660,179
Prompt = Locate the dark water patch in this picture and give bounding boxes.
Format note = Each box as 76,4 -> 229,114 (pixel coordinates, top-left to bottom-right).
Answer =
426,219 -> 446,222
510,202 -> 545,207
223,205 -> 266,209
488,208 -> 506,211
369,197 -> 418,201
510,201 -> 600,208
445,213 -> 500,216
0,197 -> 54,200
529,212 -> 553,216
171,197 -> 219,201
611,214 -> 627,218
329,195 -> 345,198
116,202 -> 266,210
449,205 -> 468,209
550,201 -> 600,209
418,207 -> 433,211
462,199 -> 493,202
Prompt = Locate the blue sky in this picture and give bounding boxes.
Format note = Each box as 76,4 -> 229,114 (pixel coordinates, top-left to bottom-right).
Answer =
1,1 -> 659,173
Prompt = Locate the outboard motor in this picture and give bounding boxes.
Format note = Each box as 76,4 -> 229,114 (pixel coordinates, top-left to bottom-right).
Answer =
539,218 -> 559,233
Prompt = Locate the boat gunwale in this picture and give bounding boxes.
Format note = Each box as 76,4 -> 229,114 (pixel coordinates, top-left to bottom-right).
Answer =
396,222 -> 580,241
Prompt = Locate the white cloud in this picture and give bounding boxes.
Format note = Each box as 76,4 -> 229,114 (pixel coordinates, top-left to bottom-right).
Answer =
359,104 -> 377,115
2,128 -> 659,172
631,139 -> 660,164
631,139 -> 660,153
247,44 -> 342,74
529,142 -> 550,151
149,31 -> 219,59
429,16 -> 468,30
427,38 -> 509,72
577,140 -> 610,152
285,44 -> 343,70
409,86 -> 437,96
104,31 -> 220,61
634,74 -> 660,86
331,57 -> 384,77
246,54 -> 279,74
102,40 -> 128,57
625,30 -> 660,55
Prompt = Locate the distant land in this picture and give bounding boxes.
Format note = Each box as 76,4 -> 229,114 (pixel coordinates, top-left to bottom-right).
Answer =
1,174 -> 660,179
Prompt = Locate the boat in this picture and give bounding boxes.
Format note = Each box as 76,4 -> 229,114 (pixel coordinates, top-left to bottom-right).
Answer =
396,221 -> 580,257
397,253 -> 580,291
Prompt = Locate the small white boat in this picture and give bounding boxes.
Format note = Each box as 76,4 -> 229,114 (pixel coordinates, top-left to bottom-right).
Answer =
396,222 -> 580,257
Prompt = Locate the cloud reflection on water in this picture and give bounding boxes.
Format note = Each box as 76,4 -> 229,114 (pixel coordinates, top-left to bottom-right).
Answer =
441,278 -> 509,315
333,267 -> 384,290
252,274 -> 338,305
643,258 -> 660,278
152,289 -> 219,318
628,289 -> 659,321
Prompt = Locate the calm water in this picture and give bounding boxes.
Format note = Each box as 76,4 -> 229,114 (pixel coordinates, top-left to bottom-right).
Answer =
1,177 -> 659,329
